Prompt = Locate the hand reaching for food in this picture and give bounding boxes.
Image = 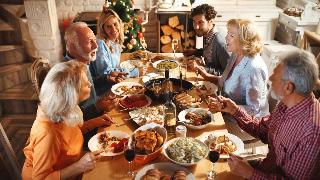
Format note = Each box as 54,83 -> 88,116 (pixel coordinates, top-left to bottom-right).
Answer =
208,96 -> 238,115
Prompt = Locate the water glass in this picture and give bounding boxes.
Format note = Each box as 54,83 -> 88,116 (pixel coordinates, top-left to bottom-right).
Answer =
180,64 -> 187,80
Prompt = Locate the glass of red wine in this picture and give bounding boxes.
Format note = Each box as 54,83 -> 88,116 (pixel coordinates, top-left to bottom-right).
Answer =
207,150 -> 220,180
124,149 -> 136,177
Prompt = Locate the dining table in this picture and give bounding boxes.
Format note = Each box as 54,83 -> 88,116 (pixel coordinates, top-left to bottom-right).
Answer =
82,53 -> 244,180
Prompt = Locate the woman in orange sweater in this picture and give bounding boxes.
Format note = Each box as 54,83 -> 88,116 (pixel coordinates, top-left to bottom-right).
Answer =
22,60 -> 112,179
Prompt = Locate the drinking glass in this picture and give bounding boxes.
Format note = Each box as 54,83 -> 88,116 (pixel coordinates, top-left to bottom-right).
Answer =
124,149 -> 136,177
195,69 -> 200,85
180,63 -> 187,80
207,150 -> 220,180
172,39 -> 179,60
152,81 -> 162,98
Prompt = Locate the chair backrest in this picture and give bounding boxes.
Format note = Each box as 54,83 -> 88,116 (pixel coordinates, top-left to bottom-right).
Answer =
0,123 -> 21,180
30,58 -> 51,96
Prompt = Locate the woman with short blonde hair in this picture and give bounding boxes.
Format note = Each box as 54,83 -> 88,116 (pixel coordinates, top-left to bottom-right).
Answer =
198,19 -> 269,119
227,19 -> 263,57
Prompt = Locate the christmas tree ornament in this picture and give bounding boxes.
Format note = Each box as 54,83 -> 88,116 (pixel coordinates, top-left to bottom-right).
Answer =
130,38 -> 137,45
137,32 -> 143,39
127,43 -> 133,50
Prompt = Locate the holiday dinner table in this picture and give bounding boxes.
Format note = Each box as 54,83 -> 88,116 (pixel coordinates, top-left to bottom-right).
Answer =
82,53 -> 244,180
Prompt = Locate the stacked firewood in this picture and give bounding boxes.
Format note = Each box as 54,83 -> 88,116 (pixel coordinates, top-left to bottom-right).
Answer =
160,16 -> 195,53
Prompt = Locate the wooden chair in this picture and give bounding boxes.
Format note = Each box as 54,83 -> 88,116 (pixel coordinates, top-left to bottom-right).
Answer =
0,123 -> 21,180
30,58 -> 51,96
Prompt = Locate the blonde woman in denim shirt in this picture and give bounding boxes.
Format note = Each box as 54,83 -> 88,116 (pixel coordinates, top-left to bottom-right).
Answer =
90,9 -> 142,96
197,19 -> 269,119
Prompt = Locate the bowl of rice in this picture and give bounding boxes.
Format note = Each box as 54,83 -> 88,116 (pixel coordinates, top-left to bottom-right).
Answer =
163,137 -> 209,166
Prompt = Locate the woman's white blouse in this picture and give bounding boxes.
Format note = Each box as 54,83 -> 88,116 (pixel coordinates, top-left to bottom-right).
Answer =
222,54 -> 269,119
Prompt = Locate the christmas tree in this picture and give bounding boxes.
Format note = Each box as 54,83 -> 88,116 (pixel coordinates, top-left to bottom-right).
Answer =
105,0 -> 147,52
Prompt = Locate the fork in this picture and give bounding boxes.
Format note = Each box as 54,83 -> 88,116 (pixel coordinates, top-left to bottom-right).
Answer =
115,123 -> 126,127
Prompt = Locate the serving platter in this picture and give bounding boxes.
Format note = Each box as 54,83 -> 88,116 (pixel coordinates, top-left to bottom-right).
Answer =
135,162 -> 195,180
118,95 -> 152,110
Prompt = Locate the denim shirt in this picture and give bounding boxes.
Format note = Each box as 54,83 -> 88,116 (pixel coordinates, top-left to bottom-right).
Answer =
90,38 -> 139,95
222,54 -> 269,119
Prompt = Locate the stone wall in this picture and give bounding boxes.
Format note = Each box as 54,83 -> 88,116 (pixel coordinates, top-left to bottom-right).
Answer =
55,0 -> 104,22
55,0 -> 148,22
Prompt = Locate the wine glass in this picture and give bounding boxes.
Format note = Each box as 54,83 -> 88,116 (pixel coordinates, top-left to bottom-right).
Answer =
172,39 -> 179,60
152,81 -> 162,98
207,150 -> 220,180
124,149 -> 136,177
195,68 -> 200,85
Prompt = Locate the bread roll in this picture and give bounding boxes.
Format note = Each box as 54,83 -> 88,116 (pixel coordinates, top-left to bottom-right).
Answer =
142,169 -> 162,180
172,170 -> 187,180
168,16 -> 180,28
160,35 -> 171,44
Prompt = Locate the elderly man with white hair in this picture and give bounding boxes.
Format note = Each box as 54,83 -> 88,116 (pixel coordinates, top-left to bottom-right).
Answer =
64,22 -> 119,148
208,49 -> 320,179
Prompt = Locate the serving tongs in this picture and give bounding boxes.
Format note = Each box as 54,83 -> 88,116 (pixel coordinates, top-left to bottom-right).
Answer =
179,70 -> 183,92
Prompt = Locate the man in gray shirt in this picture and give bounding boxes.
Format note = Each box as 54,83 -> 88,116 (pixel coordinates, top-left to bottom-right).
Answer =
184,4 -> 230,75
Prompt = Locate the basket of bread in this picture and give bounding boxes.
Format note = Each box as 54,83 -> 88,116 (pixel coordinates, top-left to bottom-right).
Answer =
128,123 -> 167,164
174,88 -> 202,110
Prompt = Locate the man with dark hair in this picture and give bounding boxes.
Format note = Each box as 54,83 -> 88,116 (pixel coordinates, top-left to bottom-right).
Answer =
184,4 -> 230,74
208,49 -> 320,179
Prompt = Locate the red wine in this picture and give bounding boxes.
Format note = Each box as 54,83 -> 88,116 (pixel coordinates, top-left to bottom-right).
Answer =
209,150 -> 220,163
124,149 -> 135,162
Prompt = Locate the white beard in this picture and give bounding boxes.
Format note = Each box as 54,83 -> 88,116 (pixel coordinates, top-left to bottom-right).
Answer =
80,49 -> 97,62
75,43 -> 97,62
270,89 -> 283,101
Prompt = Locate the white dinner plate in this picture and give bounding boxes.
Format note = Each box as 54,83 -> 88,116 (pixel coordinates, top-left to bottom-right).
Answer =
201,132 -> 244,158
111,82 -> 144,96
135,162 -> 195,180
119,59 -> 143,70
88,130 -> 129,156
178,108 -> 214,130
